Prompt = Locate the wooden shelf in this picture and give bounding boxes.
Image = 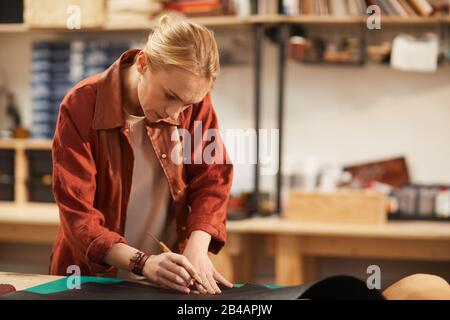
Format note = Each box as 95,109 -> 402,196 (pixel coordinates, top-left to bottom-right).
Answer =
0,202 -> 58,244
0,202 -> 58,225
0,23 -> 27,33
1,15 -> 449,33
288,15 -> 447,25
184,15 -> 251,27
0,138 -> 52,150
227,216 -> 450,240
380,16 -> 443,25
288,15 -> 364,24
104,15 -> 252,31
247,14 -> 285,24
0,16 -> 254,34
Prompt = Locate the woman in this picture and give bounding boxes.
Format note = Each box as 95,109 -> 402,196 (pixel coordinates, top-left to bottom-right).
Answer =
49,15 -> 450,300
50,16 -> 233,295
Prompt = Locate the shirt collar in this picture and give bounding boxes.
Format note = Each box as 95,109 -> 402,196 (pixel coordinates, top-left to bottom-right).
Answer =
93,48 -> 182,130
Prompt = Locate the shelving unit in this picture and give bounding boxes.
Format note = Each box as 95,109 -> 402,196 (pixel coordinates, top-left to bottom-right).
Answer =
0,11 -> 449,219
0,139 -> 53,212
0,15 -> 449,33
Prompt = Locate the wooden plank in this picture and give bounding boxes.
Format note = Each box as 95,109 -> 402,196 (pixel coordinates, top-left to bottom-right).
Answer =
301,236 -> 450,261
301,256 -> 317,283
0,203 -> 59,225
190,16 -> 250,27
0,23 -> 27,32
275,235 -> 302,286
247,14 -> 285,24
1,16 -> 448,34
1,16 -> 252,34
0,272 -> 63,291
14,148 -> 28,205
104,16 -> 251,31
0,139 -> 52,150
285,191 -> 387,225
227,217 -> 450,240
0,223 -> 57,244
288,15 -> 364,24
380,16 -> 442,25
230,234 -> 259,283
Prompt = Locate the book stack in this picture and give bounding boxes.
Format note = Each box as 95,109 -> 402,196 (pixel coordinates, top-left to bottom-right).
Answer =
282,0 -> 437,17
162,0 -> 234,17
367,0 -> 434,16
31,40 -> 131,139
282,0 -> 368,16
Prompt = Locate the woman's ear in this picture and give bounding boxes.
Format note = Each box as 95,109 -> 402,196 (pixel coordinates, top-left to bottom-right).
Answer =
136,51 -> 148,75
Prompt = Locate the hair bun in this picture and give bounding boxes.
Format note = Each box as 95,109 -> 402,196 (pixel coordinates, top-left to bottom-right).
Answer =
158,15 -> 173,26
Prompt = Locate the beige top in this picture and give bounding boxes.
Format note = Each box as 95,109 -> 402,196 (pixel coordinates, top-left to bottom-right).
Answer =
118,110 -> 177,279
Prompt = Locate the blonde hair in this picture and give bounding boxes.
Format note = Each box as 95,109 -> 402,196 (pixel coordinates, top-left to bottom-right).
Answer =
143,15 -> 220,81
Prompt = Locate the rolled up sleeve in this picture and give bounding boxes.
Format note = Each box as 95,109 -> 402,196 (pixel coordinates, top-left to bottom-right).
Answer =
52,97 -> 127,274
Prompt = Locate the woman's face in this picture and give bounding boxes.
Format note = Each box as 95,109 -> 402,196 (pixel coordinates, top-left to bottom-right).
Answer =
136,51 -> 211,123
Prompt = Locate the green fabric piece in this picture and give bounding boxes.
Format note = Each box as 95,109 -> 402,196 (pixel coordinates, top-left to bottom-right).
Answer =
25,276 -> 122,294
25,278 -> 281,295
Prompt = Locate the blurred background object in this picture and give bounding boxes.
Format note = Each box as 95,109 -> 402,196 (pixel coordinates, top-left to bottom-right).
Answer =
107,0 -> 163,25
24,0 -> 106,28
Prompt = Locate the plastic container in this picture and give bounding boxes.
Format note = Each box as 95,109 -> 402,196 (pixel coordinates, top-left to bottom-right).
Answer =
26,150 -> 52,176
0,174 -> 14,201
435,188 -> 450,218
0,149 -> 15,175
27,176 -> 54,203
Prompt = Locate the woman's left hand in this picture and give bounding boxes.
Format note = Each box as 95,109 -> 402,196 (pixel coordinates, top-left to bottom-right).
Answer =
183,230 -> 233,295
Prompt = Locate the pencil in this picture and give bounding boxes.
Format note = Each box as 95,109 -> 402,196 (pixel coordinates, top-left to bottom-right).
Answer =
150,234 -> 204,287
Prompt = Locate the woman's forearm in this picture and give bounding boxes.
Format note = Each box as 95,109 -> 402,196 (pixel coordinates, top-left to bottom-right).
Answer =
185,230 -> 211,253
104,243 -> 140,271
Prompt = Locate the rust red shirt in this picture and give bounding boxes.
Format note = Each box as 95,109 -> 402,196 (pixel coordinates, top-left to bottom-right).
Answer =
49,49 -> 233,277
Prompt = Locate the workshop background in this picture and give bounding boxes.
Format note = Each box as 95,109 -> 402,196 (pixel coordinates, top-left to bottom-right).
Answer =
0,0 -> 449,290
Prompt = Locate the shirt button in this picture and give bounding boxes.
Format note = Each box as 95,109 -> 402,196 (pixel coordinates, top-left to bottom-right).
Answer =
181,226 -> 186,231
161,153 -> 167,159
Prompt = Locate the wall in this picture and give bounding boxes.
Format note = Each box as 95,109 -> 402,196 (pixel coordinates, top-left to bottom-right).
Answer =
2,33 -> 449,193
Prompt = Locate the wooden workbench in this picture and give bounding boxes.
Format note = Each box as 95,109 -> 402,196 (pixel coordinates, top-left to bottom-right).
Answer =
0,203 -> 59,244
219,216 -> 450,286
1,205 -> 449,287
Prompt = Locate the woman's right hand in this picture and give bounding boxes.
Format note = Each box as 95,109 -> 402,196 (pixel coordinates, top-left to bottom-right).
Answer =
143,252 -> 200,294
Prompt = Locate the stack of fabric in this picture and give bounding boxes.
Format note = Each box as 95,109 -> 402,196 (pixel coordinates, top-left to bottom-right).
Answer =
31,42 -> 71,139
31,40 -> 131,139
107,0 -> 163,25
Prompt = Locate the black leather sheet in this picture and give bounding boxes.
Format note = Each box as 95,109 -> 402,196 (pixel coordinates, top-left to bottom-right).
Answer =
1,275 -> 384,300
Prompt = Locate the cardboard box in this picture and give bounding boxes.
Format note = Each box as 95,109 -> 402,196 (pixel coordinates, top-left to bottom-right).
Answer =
24,0 -> 106,28
285,190 -> 388,225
